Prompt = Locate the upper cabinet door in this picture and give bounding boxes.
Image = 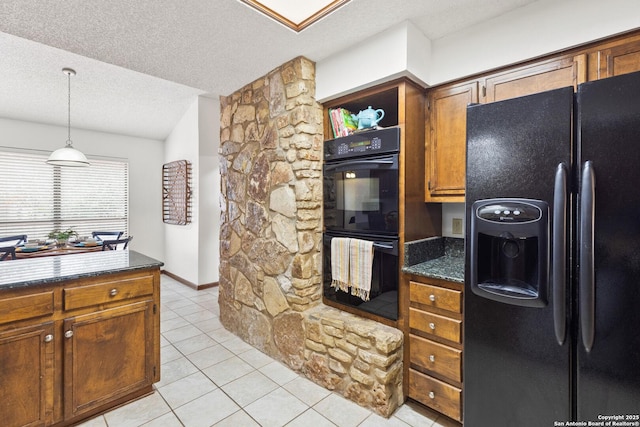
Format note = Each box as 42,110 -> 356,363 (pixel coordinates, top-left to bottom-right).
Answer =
425,81 -> 478,202
484,54 -> 586,103
593,38 -> 640,79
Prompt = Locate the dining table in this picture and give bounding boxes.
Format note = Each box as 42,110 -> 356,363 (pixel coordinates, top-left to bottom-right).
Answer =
14,242 -> 104,259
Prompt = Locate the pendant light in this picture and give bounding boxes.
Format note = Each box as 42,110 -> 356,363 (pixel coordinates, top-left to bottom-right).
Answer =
47,68 -> 90,167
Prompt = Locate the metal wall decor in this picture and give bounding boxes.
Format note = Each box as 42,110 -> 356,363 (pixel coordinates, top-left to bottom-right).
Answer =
162,160 -> 192,225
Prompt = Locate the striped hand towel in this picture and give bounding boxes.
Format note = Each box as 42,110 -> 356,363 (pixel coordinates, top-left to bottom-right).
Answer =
349,238 -> 374,301
331,237 -> 350,292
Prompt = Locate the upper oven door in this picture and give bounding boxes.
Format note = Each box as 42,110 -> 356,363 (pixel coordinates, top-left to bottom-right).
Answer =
323,153 -> 399,236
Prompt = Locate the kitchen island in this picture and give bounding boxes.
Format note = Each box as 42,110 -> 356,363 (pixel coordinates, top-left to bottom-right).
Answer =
0,250 -> 163,427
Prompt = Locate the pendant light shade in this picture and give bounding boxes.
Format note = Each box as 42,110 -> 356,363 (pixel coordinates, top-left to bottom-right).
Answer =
47,68 -> 90,167
47,143 -> 90,166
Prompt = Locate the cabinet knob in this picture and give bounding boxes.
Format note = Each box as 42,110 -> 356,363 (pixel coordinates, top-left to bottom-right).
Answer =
429,391 -> 435,399
429,294 -> 436,302
64,330 -> 74,339
429,322 -> 436,330
44,334 -> 53,343
109,288 -> 118,297
429,354 -> 435,363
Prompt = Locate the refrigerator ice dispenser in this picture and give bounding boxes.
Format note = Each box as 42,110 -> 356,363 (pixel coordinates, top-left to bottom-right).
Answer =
469,198 -> 549,307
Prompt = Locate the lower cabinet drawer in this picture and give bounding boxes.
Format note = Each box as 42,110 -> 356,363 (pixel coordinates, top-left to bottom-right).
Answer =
64,275 -> 154,310
409,368 -> 462,422
410,281 -> 462,313
410,334 -> 462,382
409,307 -> 462,343
0,291 -> 54,325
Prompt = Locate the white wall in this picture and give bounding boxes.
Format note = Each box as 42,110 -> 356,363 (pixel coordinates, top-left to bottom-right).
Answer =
197,96 -> 220,284
442,203 -> 466,238
429,0 -> 640,85
316,21 -> 414,102
164,100 -> 200,284
405,20 -> 432,87
0,117 -> 165,261
316,0 -> 640,100
163,96 -> 220,286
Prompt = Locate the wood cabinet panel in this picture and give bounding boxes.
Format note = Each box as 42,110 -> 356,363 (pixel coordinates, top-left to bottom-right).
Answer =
409,307 -> 462,343
409,368 -> 462,421
0,291 -> 54,325
63,274 -> 154,311
410,334 -> 462,383
409,281 -> 462,313
0,267 -> 160,427
63,300 -> 154,419
425,81 -> 477,202
0,322 -> 54,427
484,55 -> 586,103
407,275 -> 463,422
594,38 -> 640,79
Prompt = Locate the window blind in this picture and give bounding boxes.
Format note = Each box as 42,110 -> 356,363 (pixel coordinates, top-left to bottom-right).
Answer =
0,150 -> 128,242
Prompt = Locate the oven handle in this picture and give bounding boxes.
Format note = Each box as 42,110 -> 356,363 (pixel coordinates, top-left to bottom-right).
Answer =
323,155 -> 397,172
323,235 -> 398,256
373,242 -> 394,250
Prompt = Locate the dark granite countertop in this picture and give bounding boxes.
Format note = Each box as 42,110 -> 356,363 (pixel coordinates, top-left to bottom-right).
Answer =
0,250 -> 164,290
402,237 -> 464,283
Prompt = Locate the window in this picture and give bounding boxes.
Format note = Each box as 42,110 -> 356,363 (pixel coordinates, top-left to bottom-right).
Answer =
0,149 -> 128,241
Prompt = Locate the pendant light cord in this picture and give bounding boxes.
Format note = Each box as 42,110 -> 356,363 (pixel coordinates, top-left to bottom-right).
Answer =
46,67 -> 89,166
62,68 -> 76,147
67,69 -> 72,145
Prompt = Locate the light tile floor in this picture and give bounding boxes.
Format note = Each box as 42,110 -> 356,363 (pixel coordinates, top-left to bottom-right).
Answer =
77,275 -> 457,427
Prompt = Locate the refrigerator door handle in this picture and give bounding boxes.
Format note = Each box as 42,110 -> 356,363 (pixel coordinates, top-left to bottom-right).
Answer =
553,163 -> 568,345
580,160 -> 596,352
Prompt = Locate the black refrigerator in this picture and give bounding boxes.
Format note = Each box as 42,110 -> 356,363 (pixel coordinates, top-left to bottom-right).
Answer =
464,70 -> 640,426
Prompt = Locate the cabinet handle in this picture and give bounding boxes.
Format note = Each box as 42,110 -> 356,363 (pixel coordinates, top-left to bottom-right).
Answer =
429,391 -> 436,399
64,330 -> 74,339
429,354 -> 435,363
110,288 -> 118,297
429,322 -> 436,330
429,294 -> 436,302
44,334 -> 53,343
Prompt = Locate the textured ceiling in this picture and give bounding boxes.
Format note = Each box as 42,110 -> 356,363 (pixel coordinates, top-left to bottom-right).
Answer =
0,0 -> 539,140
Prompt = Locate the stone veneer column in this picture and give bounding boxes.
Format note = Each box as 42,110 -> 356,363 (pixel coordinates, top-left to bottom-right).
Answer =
219,56 -> 403,417
219,56 -> 323,368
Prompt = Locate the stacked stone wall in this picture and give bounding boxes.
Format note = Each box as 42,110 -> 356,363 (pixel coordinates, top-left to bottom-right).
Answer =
304,306 -> 404,416
218,56 -> 403,417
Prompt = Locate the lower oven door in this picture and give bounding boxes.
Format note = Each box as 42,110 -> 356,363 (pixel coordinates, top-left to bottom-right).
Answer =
322,232 -> 398,320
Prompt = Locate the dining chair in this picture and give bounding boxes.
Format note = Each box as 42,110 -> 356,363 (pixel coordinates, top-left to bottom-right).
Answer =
92,231 -> 123,241
101,236 -> 132,251
0,234 -> 28,261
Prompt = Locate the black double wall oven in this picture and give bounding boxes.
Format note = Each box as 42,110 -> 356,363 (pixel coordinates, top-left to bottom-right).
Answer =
322,127 -> 400,320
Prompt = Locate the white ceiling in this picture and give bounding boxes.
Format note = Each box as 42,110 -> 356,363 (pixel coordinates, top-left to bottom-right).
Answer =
0,0 -> 539,141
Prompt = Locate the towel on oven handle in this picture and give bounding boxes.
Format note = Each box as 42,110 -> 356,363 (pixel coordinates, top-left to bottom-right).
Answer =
331,237 -> 350,293
349,238 -> 374,301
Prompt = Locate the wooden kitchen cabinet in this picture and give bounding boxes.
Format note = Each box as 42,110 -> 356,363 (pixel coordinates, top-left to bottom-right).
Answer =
0,268 -> 160,427
483,54 -> 586,102
0,322 -> 55,427
425,81 -> 478,203
407,276 -> 463,422
425,54 -> 585,202
63,301 -> 155,419
587,34 -> 640,80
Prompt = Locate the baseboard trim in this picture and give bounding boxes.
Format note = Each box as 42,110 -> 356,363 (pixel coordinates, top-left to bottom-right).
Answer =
161,270 -> 219,290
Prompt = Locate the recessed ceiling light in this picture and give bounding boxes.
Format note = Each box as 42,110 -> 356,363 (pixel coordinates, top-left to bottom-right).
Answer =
241,0 -> 351,32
